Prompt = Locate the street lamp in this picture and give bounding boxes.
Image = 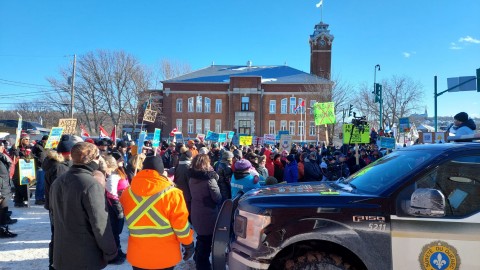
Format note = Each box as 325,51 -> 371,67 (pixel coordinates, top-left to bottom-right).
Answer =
373,64 -> 381,129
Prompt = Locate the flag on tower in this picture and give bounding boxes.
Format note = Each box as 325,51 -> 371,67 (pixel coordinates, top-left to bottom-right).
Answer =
99,125 -> 109,138
316,0 -> 323,8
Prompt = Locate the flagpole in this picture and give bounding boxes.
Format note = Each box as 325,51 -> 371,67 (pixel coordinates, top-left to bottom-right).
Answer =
300,102 -> 303,143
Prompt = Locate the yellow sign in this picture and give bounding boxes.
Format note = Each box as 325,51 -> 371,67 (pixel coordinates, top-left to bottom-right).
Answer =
239,136 -> 252,146
314,102 -> 336,125
342,124 -> 370,144
419,241 -> 460,270
58,118 -> 77,135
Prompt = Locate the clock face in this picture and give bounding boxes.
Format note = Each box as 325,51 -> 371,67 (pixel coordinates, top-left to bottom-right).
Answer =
320,40 -> 326,47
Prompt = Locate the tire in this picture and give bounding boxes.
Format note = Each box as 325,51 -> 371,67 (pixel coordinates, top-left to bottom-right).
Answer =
284,251 -> 358,270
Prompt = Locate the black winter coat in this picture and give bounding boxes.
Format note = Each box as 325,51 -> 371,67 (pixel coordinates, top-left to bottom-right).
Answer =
42,153 -> 71,210
303,158 -> 322,182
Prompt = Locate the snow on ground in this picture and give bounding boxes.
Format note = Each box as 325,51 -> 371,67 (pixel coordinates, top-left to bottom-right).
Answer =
0,197 -> 196,270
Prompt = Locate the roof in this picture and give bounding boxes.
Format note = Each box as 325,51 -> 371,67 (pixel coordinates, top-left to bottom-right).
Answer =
162,65 -> 330,84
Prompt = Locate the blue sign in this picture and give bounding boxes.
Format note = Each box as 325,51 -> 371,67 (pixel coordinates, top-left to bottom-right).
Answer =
276,130 -> 289,140
137,132 -> 147,154
152,128 -> 161,147
205,130 -> 216,141
380,137 -> 396,149
227,131 -> 235,139
175,133 -> 184,143
218,133 -> 227,143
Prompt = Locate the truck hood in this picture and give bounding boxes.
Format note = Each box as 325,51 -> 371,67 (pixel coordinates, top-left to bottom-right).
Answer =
237,182 -> 382,214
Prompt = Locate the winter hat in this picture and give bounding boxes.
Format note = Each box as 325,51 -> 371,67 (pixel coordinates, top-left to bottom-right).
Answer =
233,149 -> 243,159
180,150 -> 193,161
143,156 -> 165,175
234,159 -> 252,171
41,135 -> 49,141
96,139 -> 108,146
286,154 -> 295,162
199,147 -> 209,155
187,140 -> 195,146
222,151 -> 234,160
71,142 -> 99,165
454,112 -> 468,123
180,146 -> 189,154
117,179 -> 130,192
57,135 -> 75,154
117,141 -> 128,148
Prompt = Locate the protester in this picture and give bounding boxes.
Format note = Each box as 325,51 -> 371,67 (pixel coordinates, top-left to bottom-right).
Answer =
231,159 -> 261,198
216,150 -> 234,202
283,154 -> 299,183
11,133 -> 33,207
273,153 -> 284,181
50,142 -> 117,270
125,153 -> 146,183
120,155 -> 194,270
0,139 -> 17,238
187,140 -> 198,158
188,153 -> 221,270
448,112 -> 476,136
256,155 -> 269,185
31,135 -> 48,205
174,147 -> 193,218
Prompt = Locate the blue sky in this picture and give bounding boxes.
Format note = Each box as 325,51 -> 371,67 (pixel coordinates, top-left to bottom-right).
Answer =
1,0 -> 479,118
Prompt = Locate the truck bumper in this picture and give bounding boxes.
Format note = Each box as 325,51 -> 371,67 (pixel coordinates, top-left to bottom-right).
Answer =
228,250 -> 270,270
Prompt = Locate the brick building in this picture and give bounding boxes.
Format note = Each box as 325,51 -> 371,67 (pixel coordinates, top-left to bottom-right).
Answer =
157,20 -> 334,143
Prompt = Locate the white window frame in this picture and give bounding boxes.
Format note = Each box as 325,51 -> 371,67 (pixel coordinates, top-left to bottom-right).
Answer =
269,100 -> 276,114
280,98 -> 287,114
215,119 -> 221,133
298,120 -> 304,136
204,98 -> 211,113
309,121 -> 316,136
176,119 -> 183,133
215,99 -> 222,113
289,97 -> 297,114
196,119 -> 202,134
196,96 -> 202,113
280,120 -> 287,131
204,119 -> 210,133
187,119 -> 194,134
176,98 -> 183,112
268,120 -> 276,134
188,97 -> 194,113
289,121 -> 296,135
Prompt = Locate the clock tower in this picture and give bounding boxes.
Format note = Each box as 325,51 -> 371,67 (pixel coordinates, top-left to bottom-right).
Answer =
310,21 -> 334,79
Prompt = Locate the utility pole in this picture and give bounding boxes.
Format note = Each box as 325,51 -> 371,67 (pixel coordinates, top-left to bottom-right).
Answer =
70,54 -> 76,118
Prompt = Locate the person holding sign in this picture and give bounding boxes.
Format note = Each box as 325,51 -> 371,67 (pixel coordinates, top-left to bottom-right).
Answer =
11,133 -> 34,208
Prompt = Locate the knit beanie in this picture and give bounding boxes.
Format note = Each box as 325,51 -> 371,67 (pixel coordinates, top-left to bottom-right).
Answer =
234,159 -> 252,171
222,151 -> 234,160
143,156 -> 165,175
57,135 -> 75,154
454,112 -> 468,123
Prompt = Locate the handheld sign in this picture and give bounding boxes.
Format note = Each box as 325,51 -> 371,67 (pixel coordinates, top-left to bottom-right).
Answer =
264,134 -> 276,145
279,135 -> 293,152
45,127 -> 64,149
18,159 -> 36,185
58,118 -> 77,135
137,132 -> 147,154
380,137 -> 396,149
314,102 -> 336,125
218,133 -> 227,143
143,109 -> 157,123
342,124 -> 370,144
239,136 -> 253,146
152,128 -> 161,148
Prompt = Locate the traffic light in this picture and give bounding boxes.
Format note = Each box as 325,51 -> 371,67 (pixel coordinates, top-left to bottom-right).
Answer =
348,104 -> 353,116
374,83 -> 382,103
476,68 -> 480,92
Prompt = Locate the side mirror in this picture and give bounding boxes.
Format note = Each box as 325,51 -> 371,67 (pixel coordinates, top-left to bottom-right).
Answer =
408,188 -> 446,217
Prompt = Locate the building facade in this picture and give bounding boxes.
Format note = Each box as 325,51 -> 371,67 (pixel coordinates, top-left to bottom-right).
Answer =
158,20 -> 334,143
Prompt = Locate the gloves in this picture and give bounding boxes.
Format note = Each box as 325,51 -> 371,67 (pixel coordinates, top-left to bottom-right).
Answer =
182,243 -> 195,261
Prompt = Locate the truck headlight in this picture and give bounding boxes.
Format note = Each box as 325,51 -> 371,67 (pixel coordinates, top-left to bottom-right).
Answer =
234,210 -> 271,249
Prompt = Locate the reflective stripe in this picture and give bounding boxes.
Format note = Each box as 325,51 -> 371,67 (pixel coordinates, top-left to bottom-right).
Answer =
174,222 -> 192,238
126,186 -> 176,237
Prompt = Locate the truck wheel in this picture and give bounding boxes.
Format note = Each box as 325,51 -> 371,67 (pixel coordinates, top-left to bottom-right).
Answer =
284,251 -> 358,270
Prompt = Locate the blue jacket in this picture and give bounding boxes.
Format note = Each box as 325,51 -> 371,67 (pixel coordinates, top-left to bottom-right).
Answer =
231,172 -> 260,198
283,160 -> 298,183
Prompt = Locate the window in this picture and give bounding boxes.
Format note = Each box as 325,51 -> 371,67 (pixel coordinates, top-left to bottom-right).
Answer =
280,98 -> 287,114
176,99 -> 183,112
204,119 -> 210,133
289,97 -> 297,114
280,120 -> 287,131
289,121 -> 296,135
215,119 -> 221,133
309,100 -> 316,114
309,121 -> 316,136
215,99 -> 222,113
269,100 -> 276,114
196,96 -> 202,113
196,119 -> 202,134
298,121 -> 304,136
187,119 -> 194,134
176,119 -> 183,132
204,98 -> 211,113
188,97 -> 194,112
241,96 -> 250,111
269,120 -> 275,134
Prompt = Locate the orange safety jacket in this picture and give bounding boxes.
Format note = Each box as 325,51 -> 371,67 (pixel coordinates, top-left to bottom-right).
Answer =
120,169 -> 194,269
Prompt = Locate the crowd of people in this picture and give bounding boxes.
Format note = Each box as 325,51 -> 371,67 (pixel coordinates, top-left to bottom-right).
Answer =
0,110 -> 476,269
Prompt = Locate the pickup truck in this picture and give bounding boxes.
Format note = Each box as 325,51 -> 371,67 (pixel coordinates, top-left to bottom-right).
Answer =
213,141 -> 480,270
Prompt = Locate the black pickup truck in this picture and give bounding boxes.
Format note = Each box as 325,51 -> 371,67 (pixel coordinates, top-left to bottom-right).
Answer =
213,142 -> 480,270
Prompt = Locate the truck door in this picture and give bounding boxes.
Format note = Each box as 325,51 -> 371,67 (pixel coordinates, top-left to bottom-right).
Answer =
391,154 -> 480,270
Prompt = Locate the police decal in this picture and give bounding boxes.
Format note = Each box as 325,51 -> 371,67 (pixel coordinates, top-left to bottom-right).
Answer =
419,241 -> 460,270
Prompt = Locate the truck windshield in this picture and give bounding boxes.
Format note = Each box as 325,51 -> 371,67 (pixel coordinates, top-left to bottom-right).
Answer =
345,150 -> 438,194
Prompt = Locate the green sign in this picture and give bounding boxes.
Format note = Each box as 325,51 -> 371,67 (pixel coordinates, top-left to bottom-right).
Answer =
342,124 -> 370,144
314,102 -> 336,125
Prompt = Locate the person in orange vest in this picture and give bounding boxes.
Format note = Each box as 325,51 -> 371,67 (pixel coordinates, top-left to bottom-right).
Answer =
187,140 -> 198,158
120,155 -> 194,270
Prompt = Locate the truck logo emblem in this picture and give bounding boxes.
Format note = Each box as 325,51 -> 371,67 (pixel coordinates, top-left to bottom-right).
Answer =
419,241 -> 460,270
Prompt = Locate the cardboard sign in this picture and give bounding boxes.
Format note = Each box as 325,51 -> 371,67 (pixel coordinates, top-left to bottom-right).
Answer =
239,136 -> 253,146
264,134 -> 276,145
435,132 -> 446,143
45,127 -> 64,149
342,124 -> 370,144
314,102 -> 336,125
58,118 -> 77,135
279,135 -> 293,153
143,109 -> 157,123
152,128 -> 161,148
18,159 -> 36,185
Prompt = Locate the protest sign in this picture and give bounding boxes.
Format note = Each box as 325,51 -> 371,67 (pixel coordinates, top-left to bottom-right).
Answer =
314,102 -> 336,125
239,135 -> 253,146
137,132 -> 147,154
218,133 -> 227,143
152,128 -> 161,147
58,118 -> 77,135
380,137 -> 396,149
264,134 -> 276,145
279,135 -> 293,153
45,127 -> 64,149
143,109 -> 157,123
342,124 -> 370,144
18,159 -> 36,185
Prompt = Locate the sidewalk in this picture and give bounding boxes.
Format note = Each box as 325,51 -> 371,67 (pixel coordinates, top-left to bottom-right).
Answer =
0,196 -> 196,270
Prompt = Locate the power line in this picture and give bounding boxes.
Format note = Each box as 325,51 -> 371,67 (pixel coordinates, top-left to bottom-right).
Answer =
0,89 -> 61,97
0,78 -> 53,88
